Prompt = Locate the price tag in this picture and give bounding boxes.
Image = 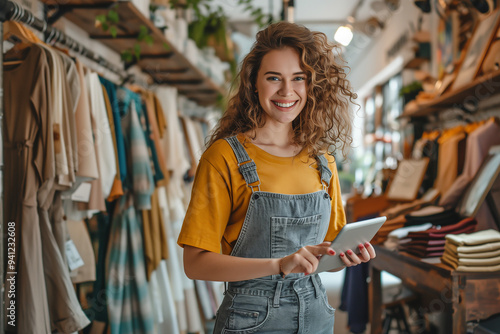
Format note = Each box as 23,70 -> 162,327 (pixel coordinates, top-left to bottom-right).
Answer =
65,239 -> 84,271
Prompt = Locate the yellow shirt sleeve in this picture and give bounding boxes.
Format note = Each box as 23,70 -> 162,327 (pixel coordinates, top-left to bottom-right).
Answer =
177,153 -> 232,254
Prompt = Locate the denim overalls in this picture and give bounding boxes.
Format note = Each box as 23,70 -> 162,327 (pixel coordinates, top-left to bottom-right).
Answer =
213,136 -> 336,334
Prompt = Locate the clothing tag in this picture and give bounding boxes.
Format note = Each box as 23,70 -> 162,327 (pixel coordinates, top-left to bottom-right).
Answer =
71,182 -> 92,202
65,239 -> 85,271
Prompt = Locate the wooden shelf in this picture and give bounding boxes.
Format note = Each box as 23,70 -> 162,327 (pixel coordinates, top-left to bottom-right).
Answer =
43,0 -> 225,106
404,57 -> 429,70
401,68 -> 500,118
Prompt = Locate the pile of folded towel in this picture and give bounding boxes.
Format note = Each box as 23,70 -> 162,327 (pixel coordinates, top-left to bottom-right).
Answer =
398,217 -> 477,258
441,229 -> 500,272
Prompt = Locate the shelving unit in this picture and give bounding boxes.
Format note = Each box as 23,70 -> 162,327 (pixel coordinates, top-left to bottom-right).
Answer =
43,0 -> 226,106
402,68 -> 500,118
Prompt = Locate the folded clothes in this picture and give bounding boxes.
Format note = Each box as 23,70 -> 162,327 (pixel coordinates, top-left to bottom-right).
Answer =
441,251 -> 500,266
404,207 -> 461,227
400,243 -> 444,252
407,218 -> 477,239
406,239 -> 446,247
445,229 -> 500,246
407,225 -> 476,240
387,223 -> 433,239
403,248 -> 444,258
443,246 -> 500,259
446,241 -> 500,255
372,215 -> 406,245
407,206 -> 445,217
441,255 -> 500,272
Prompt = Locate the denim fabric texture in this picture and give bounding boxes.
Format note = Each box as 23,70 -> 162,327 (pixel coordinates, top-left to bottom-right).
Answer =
213,136 -> 335,334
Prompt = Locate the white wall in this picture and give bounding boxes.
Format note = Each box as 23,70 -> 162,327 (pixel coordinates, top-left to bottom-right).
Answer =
347,1 -> 432,99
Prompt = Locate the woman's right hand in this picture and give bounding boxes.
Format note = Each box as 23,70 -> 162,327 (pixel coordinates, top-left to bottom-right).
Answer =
280,241 -> 336,276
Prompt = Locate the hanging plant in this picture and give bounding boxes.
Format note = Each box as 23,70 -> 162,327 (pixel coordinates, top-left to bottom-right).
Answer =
95,7 -> 169,62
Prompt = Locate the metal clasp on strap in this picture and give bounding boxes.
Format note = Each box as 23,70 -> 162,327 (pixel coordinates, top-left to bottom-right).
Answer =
238,160 -> 261,192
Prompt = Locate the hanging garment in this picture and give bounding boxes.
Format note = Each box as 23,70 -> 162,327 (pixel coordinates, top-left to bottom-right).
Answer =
117,87 -> 154,206
104,87 -> 156,334
86,71 -> 117,198
106,194 -> 154,334
212,136 -> 336,333
67,219 -> 97,283
4,43 -> 53,334
100,83 -> 124,201
100,76 -> 127,185
39,44 -> 69,179
155,260 -> 181,334
158,187 -> 188,333
434,129 -> 466,196
441,121 -> 500,206
141,188 -> 169,280
132,87 -> 169,185
155,86 -> 191,178
38,190 -> 90,333
54,49 -> 79,188
74,60 -> 99,181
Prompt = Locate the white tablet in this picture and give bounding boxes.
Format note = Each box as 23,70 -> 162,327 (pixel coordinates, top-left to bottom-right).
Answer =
313,216 -> 387,274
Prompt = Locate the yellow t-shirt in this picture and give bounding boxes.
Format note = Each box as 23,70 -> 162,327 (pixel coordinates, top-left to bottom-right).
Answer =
177,134 -> 346,255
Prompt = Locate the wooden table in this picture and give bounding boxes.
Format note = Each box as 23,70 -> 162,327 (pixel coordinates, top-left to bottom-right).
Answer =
369,245 -> 500,334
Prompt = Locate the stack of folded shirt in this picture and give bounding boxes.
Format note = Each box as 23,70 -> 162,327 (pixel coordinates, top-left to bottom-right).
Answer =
399,217 -> 477,258
371,215 -> 407,245
384,223 -> 433,251
404,206 -> 461,227
441,229 -> 500,272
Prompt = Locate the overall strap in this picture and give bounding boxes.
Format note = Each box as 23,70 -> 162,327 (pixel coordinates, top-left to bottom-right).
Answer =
225,136 -> 261,192
316,155 -> 332,189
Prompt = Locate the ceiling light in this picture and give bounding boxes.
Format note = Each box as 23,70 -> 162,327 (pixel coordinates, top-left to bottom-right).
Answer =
334,25 -> 354,46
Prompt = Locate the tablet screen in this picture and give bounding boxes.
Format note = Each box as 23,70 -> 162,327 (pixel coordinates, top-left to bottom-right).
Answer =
313,216 -> 387,274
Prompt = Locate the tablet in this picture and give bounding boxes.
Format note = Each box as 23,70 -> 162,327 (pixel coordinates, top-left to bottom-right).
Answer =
313,216 -> 387,274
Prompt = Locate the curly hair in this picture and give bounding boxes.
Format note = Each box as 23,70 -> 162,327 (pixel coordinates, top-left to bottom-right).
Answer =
208,21 -> 357,159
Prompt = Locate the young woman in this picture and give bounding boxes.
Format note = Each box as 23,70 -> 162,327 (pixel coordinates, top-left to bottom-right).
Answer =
177,21 -> 376,333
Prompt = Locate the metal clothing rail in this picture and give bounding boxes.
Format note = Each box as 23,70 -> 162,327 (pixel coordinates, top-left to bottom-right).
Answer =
0,0 -> 126,77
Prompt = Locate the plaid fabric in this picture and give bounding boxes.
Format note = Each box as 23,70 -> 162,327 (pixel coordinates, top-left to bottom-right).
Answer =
106,88 -> 156,334
117,87 -> 154,209
107,194 -> 154,334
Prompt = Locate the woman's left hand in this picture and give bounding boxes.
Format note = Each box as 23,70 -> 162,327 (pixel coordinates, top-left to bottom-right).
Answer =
339,242 -> 376,267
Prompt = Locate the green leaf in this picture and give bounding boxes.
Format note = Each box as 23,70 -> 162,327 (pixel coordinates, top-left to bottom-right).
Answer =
145,35 -> 154,46
108,10 -> 119,24
163,42 -> 170,51
121,50 -> 133,62
102,22 -> 109,31
96,14 -> 107,23
138,25 -> 149,41
134,43 -> 141,60
110,25 -> 118,38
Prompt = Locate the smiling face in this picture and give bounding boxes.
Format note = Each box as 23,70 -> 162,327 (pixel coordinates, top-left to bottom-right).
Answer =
255,47 -> 308,128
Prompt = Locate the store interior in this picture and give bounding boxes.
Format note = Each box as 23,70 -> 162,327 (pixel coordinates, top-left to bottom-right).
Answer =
1,0 -> 500,333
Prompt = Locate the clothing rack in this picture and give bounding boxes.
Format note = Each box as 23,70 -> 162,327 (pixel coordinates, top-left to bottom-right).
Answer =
0,1 -> 131,330
0,0 -> 126,77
